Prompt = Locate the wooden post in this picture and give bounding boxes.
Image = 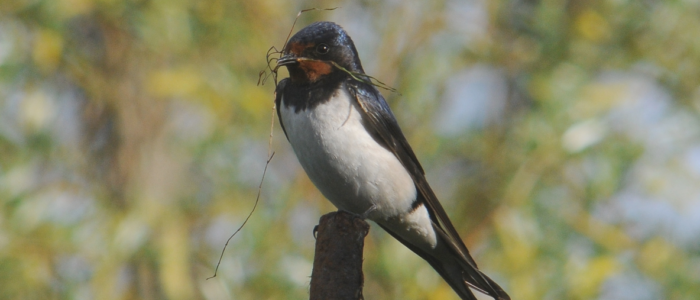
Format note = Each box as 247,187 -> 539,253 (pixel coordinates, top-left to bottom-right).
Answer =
309,211 -> 370,300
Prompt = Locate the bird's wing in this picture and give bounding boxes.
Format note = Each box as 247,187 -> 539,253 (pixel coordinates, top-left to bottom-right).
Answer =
347,80 -> 510,300
275,78 -> 289,141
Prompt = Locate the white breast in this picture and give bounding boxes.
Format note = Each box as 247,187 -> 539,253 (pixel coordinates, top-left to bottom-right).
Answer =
279,86 -> 417,220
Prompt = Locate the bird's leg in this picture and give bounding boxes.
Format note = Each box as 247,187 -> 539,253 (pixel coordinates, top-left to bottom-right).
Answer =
336,205 -> 377,220
359,204 -> 377,220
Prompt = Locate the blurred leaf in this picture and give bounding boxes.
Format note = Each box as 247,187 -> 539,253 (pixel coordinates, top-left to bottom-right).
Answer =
575,10 -> 611,43
32,29 -> 64,73
147,68 -> 203,98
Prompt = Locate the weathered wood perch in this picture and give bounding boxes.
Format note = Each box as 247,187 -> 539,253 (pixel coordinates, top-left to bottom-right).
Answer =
309,211 -> 370,300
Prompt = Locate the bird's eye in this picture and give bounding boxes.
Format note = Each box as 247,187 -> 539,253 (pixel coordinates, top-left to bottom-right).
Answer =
315,44 -> 330,54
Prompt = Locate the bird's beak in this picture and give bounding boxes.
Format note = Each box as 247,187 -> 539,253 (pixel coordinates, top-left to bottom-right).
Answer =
277,54 -> 299,66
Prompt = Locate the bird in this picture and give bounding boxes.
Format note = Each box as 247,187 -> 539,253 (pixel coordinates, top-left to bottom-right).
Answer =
274,21 -> 510,300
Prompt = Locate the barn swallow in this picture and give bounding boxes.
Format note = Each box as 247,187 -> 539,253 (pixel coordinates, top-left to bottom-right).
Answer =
274,21 -> 509,300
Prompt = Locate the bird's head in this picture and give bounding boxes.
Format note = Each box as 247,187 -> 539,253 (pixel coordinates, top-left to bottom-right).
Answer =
277,22 -> 364,84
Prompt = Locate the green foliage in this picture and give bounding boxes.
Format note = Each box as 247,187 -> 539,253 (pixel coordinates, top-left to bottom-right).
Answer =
0,0 -> 699,299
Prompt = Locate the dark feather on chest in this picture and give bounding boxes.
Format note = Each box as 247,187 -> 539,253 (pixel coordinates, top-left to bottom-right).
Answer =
281,76 -> 346,113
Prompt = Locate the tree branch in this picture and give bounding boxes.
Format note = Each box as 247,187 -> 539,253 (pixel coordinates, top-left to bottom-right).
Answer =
309,211 -> 370,300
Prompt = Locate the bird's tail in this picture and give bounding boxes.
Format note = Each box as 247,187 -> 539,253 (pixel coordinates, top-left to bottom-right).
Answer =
378,223 -> 510,300
426,254 -> 509,300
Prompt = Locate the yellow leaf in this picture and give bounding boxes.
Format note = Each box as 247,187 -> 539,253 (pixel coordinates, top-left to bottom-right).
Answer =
495,209 -> 538,271
638,238 -> 675,275
147,68 -> 203,98
159,217 -> 195,300
57,0 -> 94,18
32,29 -> 64,73
575,10 -> 611,43
237,83 -> 273,117
568,255 -> 621,298
511,275 -> 539,300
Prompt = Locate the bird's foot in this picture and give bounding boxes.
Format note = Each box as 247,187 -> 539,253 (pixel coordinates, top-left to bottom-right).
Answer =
312,225 -> 319,239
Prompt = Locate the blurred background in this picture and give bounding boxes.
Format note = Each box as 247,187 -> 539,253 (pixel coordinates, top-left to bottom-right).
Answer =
1,0 -> 699,299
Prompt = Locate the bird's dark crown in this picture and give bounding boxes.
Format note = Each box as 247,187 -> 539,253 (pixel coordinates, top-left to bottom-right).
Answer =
280,22 -> 364,84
